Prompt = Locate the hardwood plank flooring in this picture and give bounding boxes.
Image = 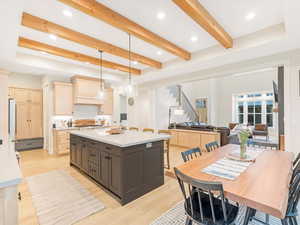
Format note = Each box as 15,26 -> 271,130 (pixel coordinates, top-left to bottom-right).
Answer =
18,146 -> 186,225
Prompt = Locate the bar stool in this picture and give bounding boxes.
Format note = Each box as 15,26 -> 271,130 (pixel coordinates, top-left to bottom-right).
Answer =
142,128 -> 154,133
158,130 -> 171,169
129,127 -> 139,131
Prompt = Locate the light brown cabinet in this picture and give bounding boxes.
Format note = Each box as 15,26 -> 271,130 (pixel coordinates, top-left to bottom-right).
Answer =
170,129 -> 220,151
100,88 -> 114,115
53,130 -> 71,155
9,87 -> 43,140
53,82 -> 73,115
72,75 -> 104,105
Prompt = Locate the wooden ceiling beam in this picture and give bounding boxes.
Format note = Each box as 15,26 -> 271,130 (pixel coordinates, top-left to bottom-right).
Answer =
58,0 -> 191,60
172,0 -> 233,48
21,13 -> 161,69
18,37 -> 141,75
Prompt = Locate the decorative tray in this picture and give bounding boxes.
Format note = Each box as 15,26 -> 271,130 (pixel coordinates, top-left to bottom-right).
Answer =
226,152 -> 256,163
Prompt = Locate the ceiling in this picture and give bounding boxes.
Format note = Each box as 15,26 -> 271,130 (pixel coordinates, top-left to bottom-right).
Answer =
0,0 -> 299,85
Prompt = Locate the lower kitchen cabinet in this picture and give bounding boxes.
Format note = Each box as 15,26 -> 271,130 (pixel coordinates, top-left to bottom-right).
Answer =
69,134 -> 164,205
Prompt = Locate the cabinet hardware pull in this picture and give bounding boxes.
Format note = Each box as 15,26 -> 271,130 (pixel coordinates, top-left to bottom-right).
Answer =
105,147 -> 111,150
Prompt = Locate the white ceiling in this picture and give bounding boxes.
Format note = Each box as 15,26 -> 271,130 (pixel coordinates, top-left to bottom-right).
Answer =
0,0 -> 299,84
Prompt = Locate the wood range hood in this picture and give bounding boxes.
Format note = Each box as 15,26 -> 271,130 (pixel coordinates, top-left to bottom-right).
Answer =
71,75 -> 109,106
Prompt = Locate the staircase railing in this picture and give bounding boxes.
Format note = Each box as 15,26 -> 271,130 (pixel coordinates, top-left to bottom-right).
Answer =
167,85 -> 199,122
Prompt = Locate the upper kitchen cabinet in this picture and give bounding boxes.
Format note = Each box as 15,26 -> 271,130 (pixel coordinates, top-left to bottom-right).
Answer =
100,88 -> 114,115
53,82 -> 73,115
72,75 -> 104,105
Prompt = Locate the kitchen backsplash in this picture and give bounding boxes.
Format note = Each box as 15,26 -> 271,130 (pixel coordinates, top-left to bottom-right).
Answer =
52,105 -> 112,129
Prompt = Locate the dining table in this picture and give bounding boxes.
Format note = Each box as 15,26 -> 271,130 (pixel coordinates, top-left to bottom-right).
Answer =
176,144 -> 294,223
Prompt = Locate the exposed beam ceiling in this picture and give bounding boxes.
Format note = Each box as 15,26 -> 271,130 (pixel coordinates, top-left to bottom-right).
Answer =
21,13 -> 161,69
18,37 -> 141,75
172,0 -> 233,48
58,0 -> 191,60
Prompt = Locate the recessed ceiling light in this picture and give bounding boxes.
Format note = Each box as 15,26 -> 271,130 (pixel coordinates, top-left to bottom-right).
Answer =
133,61 -> 138,65
85,62 -> 90,65
190,36 -> 198,42
49,34 -> 57,41
40,51 -> 47,55
245,12 -> 256,21
63,9 -> 73,17
157,12 -> 166,20
157,51 -> 162,55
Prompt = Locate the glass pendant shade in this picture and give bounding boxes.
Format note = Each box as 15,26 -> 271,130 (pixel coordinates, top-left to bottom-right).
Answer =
97,89 -> 105,100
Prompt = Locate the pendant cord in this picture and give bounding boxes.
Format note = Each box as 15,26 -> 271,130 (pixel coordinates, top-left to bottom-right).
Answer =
99,50 -> 103,91
128,33 -> 132,84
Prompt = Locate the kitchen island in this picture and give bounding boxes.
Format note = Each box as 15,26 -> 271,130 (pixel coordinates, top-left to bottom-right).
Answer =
69,129 -> 170,205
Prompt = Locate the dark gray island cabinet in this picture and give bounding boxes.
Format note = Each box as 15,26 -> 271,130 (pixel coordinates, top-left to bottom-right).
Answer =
70,133 -> 165,205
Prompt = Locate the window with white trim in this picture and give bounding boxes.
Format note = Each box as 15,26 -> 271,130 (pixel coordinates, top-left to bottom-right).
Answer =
234,92 -> 274,127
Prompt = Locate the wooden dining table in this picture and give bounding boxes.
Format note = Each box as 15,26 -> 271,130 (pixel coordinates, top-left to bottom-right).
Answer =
176,144 -> 294,220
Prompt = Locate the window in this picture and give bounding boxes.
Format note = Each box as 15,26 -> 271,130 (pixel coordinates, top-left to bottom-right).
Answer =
266,100 -> 273,127
234,92 -> 274,127
238,102 -> 244,123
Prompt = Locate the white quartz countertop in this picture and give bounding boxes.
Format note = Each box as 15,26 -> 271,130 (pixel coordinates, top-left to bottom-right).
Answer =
0,149 -> 22,188
70,129 -> 170,147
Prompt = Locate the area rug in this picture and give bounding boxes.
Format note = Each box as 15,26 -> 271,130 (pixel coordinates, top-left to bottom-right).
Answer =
26,170 -> 105,225
150,201 -> 296,225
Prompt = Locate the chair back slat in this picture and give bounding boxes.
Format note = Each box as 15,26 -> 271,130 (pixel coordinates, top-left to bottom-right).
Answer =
205,141 -> 219,152
288,173 -> 300,214
174,167 -> 229,224
181,147 -> 202,163
293,153 -> 300,167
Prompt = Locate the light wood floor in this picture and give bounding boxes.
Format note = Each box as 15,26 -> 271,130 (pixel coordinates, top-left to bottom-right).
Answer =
18,146 -> 187,225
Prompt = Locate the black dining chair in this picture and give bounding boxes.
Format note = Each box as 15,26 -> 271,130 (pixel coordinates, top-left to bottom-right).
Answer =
247,140 -> 278,150
181,147 -> 202,163
244,173 -> 300,225
206,141 -> 219,152
293,153 -> 300,168
174,167 -> 239,225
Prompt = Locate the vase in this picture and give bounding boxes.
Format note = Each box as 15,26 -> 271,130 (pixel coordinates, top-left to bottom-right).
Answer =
240,143 -> 247,159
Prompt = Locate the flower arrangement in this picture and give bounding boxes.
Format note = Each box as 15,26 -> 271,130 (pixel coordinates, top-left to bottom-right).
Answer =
238,128 -> 252,159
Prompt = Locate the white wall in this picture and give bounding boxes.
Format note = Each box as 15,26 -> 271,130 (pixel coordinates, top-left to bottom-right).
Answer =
8,73 -> 42,89
127,89 -> 154,128
180,69 -> 277,127
284,53 -> 300,155
215,70 -> 277,127
0,71 -> 9,151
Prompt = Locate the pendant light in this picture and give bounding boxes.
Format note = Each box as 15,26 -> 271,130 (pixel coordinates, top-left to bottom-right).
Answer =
126,33 -> 134,97
96,50 -> 105,99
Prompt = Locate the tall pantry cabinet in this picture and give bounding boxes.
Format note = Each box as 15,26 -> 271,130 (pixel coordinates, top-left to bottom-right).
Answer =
9,87 -> 43,140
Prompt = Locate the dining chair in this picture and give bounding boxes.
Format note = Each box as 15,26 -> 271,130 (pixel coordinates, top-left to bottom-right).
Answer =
129,127 -> 139,131
293,152 -> 300,167
205,141 -> 219,152
247,140 -> 278,150
245,173 -> 300,225
142,128 -> 154,133
158,129 -> 171,169
181,147 -> 202,163
174,167 -> 239,225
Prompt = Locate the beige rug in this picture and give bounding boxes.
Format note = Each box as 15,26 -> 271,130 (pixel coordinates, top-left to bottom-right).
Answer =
26,170 -> 105,225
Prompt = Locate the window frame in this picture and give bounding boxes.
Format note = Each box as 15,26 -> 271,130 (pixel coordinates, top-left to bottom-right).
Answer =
233,91 -> 274,128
